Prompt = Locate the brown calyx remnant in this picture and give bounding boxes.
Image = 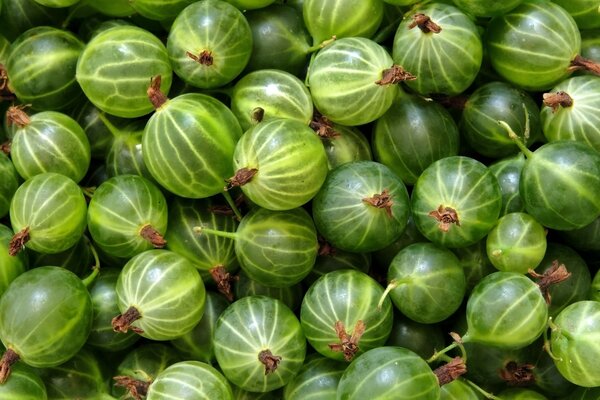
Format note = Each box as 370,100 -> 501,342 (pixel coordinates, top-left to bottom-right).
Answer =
251,107 -> 265,124
0,64 -> 15,101
375,65 -> 417,85
209,194 -> 245,216
225,167 -> 258,190
429,205 -> 460,232
8,227 -> 30,256
210,265 -> 238,302
112,306 -> 144,334
0,348 -> 20,384
113,376 -> 151,400
139,224 -> 167,248
318,236 -> 336,257
430,93 -> 469,110
328,320 -> 366,362
1,141 -> 10,155
6,104 -> 31,128
499,361 -> 536,386
147,75 -> 169,109
542,91 -> 573,113
569,55 -> 600,76
363,189 -> 394,218
258,349 -> 282,375
187,50 -> 214,66
529,260 -> 571,304
433,357 -> 467,386
310,110 -> 339,139
408,13 -> 442,34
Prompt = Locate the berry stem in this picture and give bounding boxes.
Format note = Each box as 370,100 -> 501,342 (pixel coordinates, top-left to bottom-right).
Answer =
221,190 -> 243,221
193,226 -> 238,240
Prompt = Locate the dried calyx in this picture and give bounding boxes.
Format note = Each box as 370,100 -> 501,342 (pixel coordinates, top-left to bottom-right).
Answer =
500,361 -> 536,386
429,205 -> 460,232
542,91 -> 573,113
529,260 -> 571,304
139,224 -> 167,248
376,65 -> 417,85
112,306 -> 144,334
225,167 -> 258,190
258,349 -> 282,375
0,348 -> 20,384
569,55 -> 600,76
363,189 -> 394,218
310,110 -> 339,139
433,356 -> 467,386
187,50 -> 213,66
8,227 -> 30,256
409,13 -> 442,34
147,75 -> 168,109
113,376 -> 151,400
6,104 -> 31,128
210,265 -> 238,302
328,320 -> 366,362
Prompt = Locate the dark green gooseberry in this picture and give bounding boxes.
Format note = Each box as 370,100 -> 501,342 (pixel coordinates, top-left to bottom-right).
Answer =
166,0 -> 252,89
214,295 -> 306,392
488,153 -> 526,216
486,212 -> 547,274
0,0 -> 66,41
497,388 -> 549,400
128,0 -> 195,21
9,172 -> 87,255
581,29 -> 600,64
87,268 -> 139,352
566,386 -> 600,400
113,249 -> 206,341
532,243 -> 591,317
383,242 -> 467,324
385,313 -> 445,360
8,107 -> 91,182
0,267 -> 93,383
143,90 -> 243,199
230,118 -> 328,211
283,355 -> 346,400
231,69 -> 313,131
553,0 -> 600,29
197,206 -> 318,288
38,347 -> 110,399
561,216 -> 600,252
0,34 -> 9,63
372,90 -> 460,185
451,0 -> 523,17
234,271 -> 303,310
32,0 -> 79,7
105,119 -> 154,182
29,235 -> 91,277
71,101 -> 122,160
392,2 -> 482,96
460,81 -> 541,159
112,343 -> 180,399
439,379 -> 481,400
224,0 -> 275,9
510,137 -> 600,231
307,37 -> 401,126
452,239 -> 495,293
303,0 -> 383,45
550,301 -> 600,387
0,152 -> 19,218
540,76 -> 600,152
337,347 -> 440,400
244,5 -> 311,76
147,361 -> 233,400
304,240 -> 370,286
87,175 -> 168,259
531,340 -> 577,399
0,363 -> 47,399
6,26 -> 84,110
171,291 -> 229,364
317,123 -> 372,170
87,0 -> 135,17
462,271 -> 548,348
371,215 -> 426,268
0,224 -> 27,297
76,25 -> 172,118
592,270 -> 600,302
232,386 -> 282,400
312,161 -> 410,253
411,156 -> 502,248
300,270 -> 393,362
485,1 -> 583,91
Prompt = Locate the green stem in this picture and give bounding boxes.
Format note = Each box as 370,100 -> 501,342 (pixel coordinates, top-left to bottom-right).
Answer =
498,120 -> 534,159
377,280 -> 400,310
193,226 -> 238,240
427,342 -> 458,364
372,14 -> 404,44
61,0 -> 88,29
221,190 -> 243,221
96,111 -> 121,139
306,36 -> 337,53
463,378 -> 503,400
81,236 -> 100,288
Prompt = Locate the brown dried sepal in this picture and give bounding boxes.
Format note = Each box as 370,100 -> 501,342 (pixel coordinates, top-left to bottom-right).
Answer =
147,75 -> 168,109
529,260 -> 571,304
310,110 -> 339,139
8,227 -> 30,256
210,265 -> 238,302
408,13 -> 442,34
6,104 -> 31,128
363,189 -> 394,218
112,306 -> 144,334
258,349 -> 282,375
430,93 -> 468,110
499,361 -> 536,386
318,236 -> 336,257
568,55 -> 600,76
328,320 -> 366,362
429,205 -> 460,232
543,91 -> 573,113
433,356 -> 467,386
208,194 -> 245,216
376,65 -> 417,85
113,376 -> 151,400
1,140 -> 10,155
251,107 -> 265,124
225,167 -> 258,190
0,64 -> 15,101
139,224 -> 167,248
187,50 -> 213,66
0,348 -> 20,384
